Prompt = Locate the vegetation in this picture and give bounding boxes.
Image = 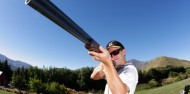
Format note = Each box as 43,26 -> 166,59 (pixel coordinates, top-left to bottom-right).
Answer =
0,90 -> 13,94
136,66 -> 190,93
0,60 -> 12,84
10,66 -> 106,93
1,59 -> 190,93
144,56 -> 190,71
135,78 -> 190,94
138,66 -> 187,84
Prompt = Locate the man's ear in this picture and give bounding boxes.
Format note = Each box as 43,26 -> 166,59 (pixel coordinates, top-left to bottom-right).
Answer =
122,49 -> 126,55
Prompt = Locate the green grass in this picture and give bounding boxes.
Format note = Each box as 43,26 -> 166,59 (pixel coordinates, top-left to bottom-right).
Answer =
135,78 -> 190,94
0,90 -> 13,94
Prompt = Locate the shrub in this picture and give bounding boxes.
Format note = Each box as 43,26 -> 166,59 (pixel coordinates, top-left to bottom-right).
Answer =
176,73 -> 188,81
29,77 -> 45,93
45,82 -> 67,94
148,79 -> 158,87
136,84 -> 153,91
161,77 -> 176,85
186,68 -> 190,74
59,84 -> 67,93
169,71 -> 178,77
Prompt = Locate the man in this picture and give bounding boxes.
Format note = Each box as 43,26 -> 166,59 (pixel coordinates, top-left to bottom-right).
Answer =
89,40 -> 138,94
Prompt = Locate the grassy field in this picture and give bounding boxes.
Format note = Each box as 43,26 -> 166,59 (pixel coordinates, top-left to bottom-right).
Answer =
135,78 -> 190,94
0,90 -> 13,94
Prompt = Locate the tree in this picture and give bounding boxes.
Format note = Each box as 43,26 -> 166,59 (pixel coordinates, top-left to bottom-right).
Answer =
76,67 -> 92,91
45,82 -> 66,94
29,77 -> 45,93
11,67 -> 27,90
0,60 -> 12,82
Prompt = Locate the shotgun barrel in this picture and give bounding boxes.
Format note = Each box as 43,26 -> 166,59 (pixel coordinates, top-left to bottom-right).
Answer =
25,0 -> 100,52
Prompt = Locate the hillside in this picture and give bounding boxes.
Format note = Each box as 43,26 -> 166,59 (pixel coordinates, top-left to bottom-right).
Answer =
144,56 -> 190,71
0,54 -> 31,70
128,59 -> 147,70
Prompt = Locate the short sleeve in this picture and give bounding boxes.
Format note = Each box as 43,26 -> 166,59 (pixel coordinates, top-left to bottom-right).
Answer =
119,65 -> 138,94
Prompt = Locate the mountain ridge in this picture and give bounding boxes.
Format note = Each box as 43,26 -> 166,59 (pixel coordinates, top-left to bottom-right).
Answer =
127,59 -> 147,69
143,56 -> 190,71
0,54 -> 31,70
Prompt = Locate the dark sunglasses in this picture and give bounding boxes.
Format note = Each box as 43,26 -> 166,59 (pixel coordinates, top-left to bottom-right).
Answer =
110,48 -> 122,56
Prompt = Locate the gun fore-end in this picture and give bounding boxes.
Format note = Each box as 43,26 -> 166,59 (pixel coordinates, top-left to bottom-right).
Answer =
85,39 -> 101,52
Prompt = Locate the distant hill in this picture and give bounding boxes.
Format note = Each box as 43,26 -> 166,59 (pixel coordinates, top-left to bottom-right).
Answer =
127,59 -> 147,70
0,54 -> 31,70
144,56 -> 190,71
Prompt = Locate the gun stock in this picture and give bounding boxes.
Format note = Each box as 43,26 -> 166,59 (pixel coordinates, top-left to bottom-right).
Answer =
25,0 -> 100,52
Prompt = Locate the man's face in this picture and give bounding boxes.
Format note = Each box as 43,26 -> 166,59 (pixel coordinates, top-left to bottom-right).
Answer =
108,47 -> 126,67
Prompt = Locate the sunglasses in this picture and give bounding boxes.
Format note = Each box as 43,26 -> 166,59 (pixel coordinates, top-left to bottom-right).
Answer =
110,48 -> 122,56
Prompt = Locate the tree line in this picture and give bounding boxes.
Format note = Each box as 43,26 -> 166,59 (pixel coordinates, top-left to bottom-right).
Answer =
1,60 -> 190,93
137,65 -> 190,90
0,60 -> 12,84
11,66 -> 106,93
0,60 -> 105,93
138,65 -> 188,84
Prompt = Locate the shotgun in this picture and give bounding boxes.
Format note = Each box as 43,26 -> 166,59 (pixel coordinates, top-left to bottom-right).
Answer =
25,0 -> 100,52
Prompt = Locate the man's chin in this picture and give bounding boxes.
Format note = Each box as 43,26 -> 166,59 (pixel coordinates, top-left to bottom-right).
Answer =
114,64 -> 119,68
113,61 -> 119,68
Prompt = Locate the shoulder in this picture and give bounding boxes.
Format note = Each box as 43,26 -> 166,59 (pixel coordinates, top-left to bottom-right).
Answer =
122,63 -> 138,75
119,63 -> 138,83
124,63 -> 137,71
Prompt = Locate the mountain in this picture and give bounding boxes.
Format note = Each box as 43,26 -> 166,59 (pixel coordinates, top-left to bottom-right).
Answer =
127,56 -> 190,71
127,59 -> 147,70
143,56 -> 190,71
0,54 -> 31,70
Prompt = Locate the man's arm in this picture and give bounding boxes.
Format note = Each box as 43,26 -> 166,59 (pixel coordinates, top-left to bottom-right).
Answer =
91,63 -> 105,80
89,46 -> 130,94
103,62 -> 129,94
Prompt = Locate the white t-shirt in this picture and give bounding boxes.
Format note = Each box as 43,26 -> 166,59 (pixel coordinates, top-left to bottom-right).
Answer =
104,63 -> 138,94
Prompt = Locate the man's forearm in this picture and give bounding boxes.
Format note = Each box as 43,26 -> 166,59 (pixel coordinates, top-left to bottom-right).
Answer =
103,63 -> 129,94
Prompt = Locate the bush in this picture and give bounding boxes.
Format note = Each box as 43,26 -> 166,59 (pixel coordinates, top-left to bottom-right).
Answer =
176,73 -> 188,81
45,82 -> 67,94
186,68 -> 190,74
148,79 -> 158,87
161,77 -> 176,85
59,84 -> 67,93
169,71 -> 178,77
29,77 -> 45,93
136,84 -> 153,91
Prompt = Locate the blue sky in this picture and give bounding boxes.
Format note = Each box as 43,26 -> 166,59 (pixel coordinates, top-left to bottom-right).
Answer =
0,0 -> 190,70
